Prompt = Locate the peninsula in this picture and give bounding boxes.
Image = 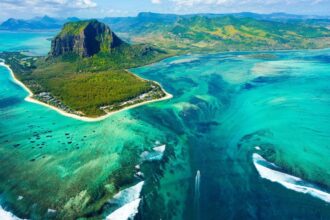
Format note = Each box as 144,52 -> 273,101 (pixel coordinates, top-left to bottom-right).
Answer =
0,20 -> 171,120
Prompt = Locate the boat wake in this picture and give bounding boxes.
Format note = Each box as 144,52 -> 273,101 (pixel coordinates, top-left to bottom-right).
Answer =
106,181 -> 144,220
194,170 -> 201,219
253,153 -> 330,203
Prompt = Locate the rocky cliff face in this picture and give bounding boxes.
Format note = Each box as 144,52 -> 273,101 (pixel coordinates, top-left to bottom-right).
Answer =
50,20 -> 124,57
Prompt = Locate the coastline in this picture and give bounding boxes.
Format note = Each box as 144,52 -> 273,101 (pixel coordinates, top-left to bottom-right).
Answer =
0,62 -> 173,122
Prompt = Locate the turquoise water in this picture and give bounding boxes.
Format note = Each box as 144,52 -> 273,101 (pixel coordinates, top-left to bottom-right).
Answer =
0,31 -> 55,55
0,32 -> 330,219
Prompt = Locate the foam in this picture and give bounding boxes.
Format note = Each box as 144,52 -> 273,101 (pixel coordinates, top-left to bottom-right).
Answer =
170,58 -> 199,65
140,145 -> 166,161
142,153 -> 163,161
47,209 -> 56,213
253,153 -> 330,203
268,97 -> 287,105
0,205 -> 23,220
109,181 -> 144,206
106,181 -> 144,220
106,198 -> 141,220
153,144 -> 166,153
173,102 -> 198,111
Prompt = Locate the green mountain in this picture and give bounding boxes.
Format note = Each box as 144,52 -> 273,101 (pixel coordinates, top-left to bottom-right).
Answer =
50,20 -> 124,57
108,15 -> 330,53
0,20 -> 169,117
47,20 -> 168,70
2,12 -> 330,31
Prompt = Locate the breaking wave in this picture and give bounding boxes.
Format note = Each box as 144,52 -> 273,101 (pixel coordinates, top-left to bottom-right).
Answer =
106,181 -> 144,220
170,57 -> 199,65
140,144 -> 166,161
253,153 -> 330,203
106,199 -> 141,220
0,205 -> 23,220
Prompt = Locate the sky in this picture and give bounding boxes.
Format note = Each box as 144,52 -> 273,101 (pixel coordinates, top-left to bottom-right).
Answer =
1,0 -> 330,21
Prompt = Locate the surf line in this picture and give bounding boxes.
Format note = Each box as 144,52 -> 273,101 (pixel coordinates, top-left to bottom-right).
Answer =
253,153 -> 330,203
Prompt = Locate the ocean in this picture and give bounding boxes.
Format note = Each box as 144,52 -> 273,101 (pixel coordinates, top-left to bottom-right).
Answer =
0,31 -> 330,219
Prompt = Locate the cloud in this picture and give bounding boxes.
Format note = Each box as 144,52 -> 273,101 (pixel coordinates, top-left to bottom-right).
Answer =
171,0 -> 231,7
74,0 -> 97,8
151,0 -> 162,4
1,0 -> 97,9
169,0 -> 325,6
0,0 -> 97,20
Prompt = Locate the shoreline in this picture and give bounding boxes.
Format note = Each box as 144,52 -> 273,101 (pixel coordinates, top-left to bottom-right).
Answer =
0,62 -> 173,122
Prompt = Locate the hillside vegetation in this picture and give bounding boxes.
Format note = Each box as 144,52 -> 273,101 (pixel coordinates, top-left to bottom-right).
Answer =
107,15 -> 330,53
2,16 -> 330,117
0,20 -> 169,117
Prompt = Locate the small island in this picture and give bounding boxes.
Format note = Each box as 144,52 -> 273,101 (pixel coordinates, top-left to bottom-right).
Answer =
0,20 -> 172,120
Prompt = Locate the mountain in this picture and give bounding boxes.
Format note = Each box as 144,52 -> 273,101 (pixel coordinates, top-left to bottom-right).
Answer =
66,17 -> 80,22
135,12 -> 179,23
211,12 -> 330,21
0,20 -> 169,117
101,12 -> 179,39
111,15 -> 330,53
2,13 -> 330,31
0,16 -> 78,30
0,18 -> 33,30
47,20 -> 168,69
2,13 -> 329,53
50,20 -> 124,57
102,12 -> 330,32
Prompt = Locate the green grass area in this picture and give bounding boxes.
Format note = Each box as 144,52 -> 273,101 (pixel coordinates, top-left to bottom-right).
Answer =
116,16 -> 330,53
0,20 -> 172,118
49,71 -> 151,116
75,45 -> 170,71
0,47 -> 169,117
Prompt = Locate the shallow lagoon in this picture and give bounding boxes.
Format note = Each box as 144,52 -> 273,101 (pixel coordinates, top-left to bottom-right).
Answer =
0,32 -> 330,219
